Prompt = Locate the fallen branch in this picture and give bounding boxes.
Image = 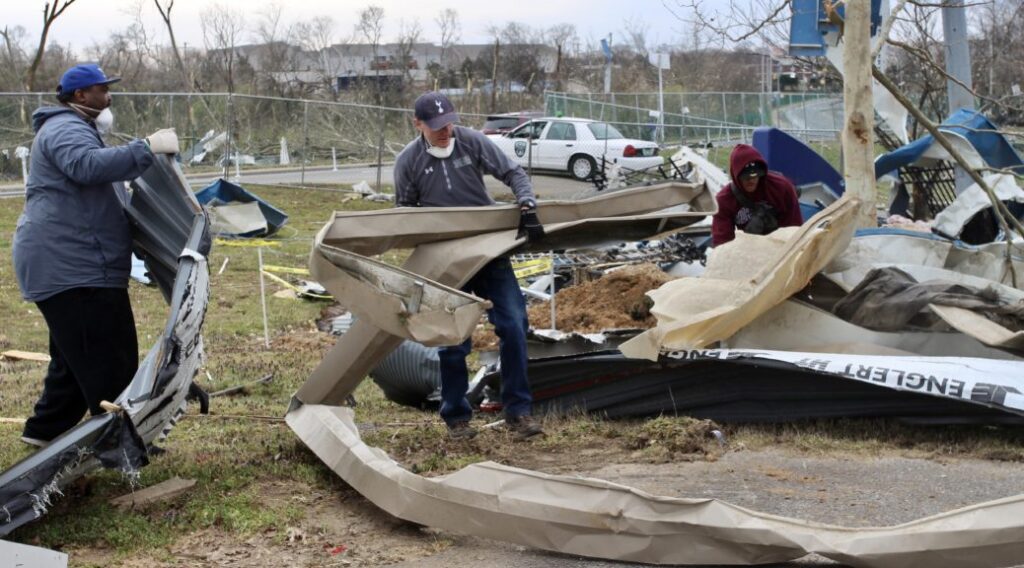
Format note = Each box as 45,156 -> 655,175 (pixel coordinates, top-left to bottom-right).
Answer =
208,373 -> 274,397
873,64 -> 1024,287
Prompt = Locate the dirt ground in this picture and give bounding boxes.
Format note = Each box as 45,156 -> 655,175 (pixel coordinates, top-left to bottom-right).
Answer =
474,262 -> 674,349
59,431 -> 1024,568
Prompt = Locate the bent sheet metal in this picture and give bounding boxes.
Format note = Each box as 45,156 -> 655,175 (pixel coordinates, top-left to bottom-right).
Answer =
0,156 -> 210,536
291,186 -> 1024,567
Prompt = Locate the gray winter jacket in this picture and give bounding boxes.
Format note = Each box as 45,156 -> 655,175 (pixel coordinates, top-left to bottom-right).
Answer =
12,106 -> 154,302
394,126 -> 534,207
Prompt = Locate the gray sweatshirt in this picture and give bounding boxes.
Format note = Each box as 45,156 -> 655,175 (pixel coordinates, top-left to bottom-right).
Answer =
13,106 -> 154,302
394,125 -> 534,207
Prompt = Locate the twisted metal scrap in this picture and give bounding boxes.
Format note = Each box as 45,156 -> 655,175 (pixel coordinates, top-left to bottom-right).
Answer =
0,156 -> 210,536
289,189 -> 1024,567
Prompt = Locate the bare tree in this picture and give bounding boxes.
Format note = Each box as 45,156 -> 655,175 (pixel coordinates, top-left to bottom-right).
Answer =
0,26 -> 29,91
356,6 -> 385,102
153,0 -> 198,91
668,0 -> 791,46
622,18 -> 651,59
295,16 -> 340,93
252,3 -> 298,95
200,3 -> 246,93
435,8 -> 460,70
356,5 -> 385,64
87,0 -> 153,84
395,20 -> 422,82
546,23 -> 576,91
25,0 -> 79,91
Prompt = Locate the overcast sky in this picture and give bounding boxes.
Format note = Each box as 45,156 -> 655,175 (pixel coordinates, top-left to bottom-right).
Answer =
5,0 -> 711,53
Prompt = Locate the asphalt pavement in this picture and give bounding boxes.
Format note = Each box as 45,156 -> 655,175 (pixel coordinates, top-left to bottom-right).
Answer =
1,163 -> 594,201
393,448 -> 1024,567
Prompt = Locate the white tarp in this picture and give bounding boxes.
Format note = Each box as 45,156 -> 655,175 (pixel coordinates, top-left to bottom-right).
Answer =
933,173 -> 1024,238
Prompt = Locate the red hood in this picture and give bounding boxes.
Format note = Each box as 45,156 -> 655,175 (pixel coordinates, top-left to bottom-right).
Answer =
728,144 -> 768,188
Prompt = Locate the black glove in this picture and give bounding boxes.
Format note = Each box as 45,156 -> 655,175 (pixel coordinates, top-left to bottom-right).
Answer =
516,206 -> 545,242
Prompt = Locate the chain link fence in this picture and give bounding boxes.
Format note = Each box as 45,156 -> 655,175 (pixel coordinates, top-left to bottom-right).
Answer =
544,91 -> 843,146
1,90 -> 844,185
0,92 -> 503,184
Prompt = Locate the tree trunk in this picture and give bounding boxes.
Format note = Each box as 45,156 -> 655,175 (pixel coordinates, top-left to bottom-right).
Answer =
490,39 -> 499,113
841,0 -> 877,228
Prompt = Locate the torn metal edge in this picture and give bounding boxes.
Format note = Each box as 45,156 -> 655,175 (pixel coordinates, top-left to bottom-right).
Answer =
0,156 -> 210,536
287,402 -> 1024,568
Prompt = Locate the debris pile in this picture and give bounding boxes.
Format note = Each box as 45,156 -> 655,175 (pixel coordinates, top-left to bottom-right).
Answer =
473,263 -> 676,351
527,263 -> 675,331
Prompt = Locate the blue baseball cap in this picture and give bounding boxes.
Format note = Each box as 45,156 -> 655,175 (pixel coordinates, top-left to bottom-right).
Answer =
414,91 -> 458,130
57,63 -> 121,95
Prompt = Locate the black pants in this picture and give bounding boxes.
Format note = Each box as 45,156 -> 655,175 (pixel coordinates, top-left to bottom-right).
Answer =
23,287 -> 138,441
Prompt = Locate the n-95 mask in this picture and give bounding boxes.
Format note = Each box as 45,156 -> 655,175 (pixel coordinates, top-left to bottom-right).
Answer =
426,139 -> 455,159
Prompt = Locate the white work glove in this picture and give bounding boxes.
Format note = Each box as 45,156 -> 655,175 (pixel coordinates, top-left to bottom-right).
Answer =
146,128 -> 179,155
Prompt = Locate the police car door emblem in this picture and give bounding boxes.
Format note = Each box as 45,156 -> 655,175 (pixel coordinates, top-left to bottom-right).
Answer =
514,140 -> 527,157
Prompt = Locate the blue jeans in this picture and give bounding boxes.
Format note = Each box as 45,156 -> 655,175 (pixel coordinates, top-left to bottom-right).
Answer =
438,257 -> 532,426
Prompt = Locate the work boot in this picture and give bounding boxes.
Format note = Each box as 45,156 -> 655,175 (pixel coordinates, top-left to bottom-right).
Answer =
447,420 -> 478,440
505,415 -> 544,439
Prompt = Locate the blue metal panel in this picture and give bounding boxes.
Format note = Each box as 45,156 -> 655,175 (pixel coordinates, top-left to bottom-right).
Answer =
194,178 -> 290,237
874,108 -> 1024,179
753,127 -> 844,196
789,0 -> 883,57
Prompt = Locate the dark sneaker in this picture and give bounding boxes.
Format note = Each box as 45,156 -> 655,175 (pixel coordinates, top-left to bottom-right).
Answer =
505,415 -> 544,439
20,436 -> 50,448
447,420 -> 478,440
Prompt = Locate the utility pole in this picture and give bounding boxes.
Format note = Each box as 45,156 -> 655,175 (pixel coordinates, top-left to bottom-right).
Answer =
601,34 -> 612,94
842,0 -> 876,228
942,0 -> 974,193
942,0 -> 974,111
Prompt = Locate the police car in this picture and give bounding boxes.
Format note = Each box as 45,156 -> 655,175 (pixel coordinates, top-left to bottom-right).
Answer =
485,117 -> 662,180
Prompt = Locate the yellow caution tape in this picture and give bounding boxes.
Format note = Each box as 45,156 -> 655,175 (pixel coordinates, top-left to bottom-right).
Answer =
512,257 -> 553,279
263,264 -> 311,276
261,270 -> 333,300
214,238 -> 282,248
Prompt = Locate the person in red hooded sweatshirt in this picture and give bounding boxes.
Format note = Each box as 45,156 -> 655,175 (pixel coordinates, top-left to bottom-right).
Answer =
711,144 -> 803,246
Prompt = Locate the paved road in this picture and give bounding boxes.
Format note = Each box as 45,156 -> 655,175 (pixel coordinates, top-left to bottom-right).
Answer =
393,448 -> 1024,567
776,97 -> 843,139
1,164 -> 594,201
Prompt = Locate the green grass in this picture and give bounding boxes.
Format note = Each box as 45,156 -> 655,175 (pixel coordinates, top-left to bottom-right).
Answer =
0,183 -> 391,560
3,178 -> 1024,564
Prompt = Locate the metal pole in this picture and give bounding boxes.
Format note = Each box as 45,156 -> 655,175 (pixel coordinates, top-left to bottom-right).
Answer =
549,252 -> 556,331
942,0 -> 974,194
301,101 -> 308,186
223,93 -> 232,179
376,107 -> 385,190
657,63 -> 665,144
257,248 -> 270,349
603,33 -> 612,95
942,1 -> 974,111
332,147 -> 338,171
527,119 -> 533,181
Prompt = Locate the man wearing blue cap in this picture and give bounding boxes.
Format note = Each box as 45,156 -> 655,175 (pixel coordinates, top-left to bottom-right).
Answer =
12,63 -> 179,447
394,91 -> 545,440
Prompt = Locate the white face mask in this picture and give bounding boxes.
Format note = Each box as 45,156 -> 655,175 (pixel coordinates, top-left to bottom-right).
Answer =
425,138 -> 455,159
94,107 -> 114,135
69,103 -> 114,135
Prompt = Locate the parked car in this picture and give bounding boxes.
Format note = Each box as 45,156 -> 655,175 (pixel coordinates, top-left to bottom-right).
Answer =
486,117 -> 662,180
480,111 -> 544,135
